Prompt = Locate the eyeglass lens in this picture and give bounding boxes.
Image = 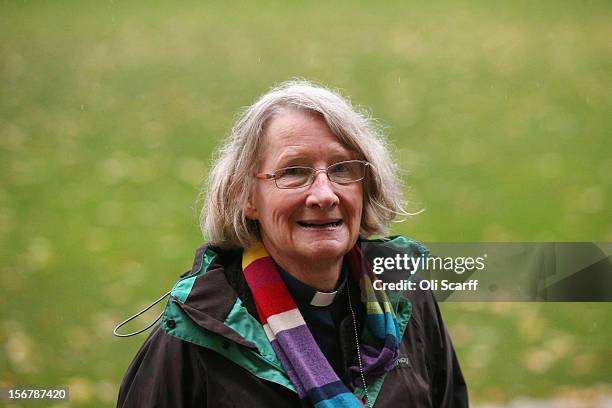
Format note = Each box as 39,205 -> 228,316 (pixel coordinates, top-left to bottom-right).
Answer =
274,161 -> 366,189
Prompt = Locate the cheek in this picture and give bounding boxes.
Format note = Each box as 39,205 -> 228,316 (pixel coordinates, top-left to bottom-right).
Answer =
256,191 -> 300,226
353,203 -> 364,229
340,190 -> 364,229
348,188 -> 364,215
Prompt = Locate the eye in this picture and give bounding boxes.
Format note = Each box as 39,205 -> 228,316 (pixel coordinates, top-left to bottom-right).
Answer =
329,162 -> 350,174
277,167 -> 310,177
274,166 -> 312,188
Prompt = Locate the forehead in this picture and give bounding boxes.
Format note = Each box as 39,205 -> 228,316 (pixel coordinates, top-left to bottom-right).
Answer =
260,110 -> 353,164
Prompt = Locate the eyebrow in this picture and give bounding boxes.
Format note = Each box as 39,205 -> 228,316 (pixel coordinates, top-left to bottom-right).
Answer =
274,148 -> 355,166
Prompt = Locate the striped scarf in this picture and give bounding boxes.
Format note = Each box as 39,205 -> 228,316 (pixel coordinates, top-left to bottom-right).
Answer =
242,243 -> 401,408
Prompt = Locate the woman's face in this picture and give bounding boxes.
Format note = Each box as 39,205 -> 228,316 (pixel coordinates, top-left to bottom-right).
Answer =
245,109 -> 363,268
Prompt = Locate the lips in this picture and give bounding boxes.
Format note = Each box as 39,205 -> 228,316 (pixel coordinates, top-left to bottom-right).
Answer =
297,219 -> 343,228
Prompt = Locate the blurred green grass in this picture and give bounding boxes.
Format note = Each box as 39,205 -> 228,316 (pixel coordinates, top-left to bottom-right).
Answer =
1,1 -> 611,406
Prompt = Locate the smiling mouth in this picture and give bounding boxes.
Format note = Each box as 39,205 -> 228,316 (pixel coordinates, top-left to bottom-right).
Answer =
297,220 -> 343,228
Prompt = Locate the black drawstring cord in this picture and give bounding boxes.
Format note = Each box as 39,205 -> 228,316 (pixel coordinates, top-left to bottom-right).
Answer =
113,291 -> 171,337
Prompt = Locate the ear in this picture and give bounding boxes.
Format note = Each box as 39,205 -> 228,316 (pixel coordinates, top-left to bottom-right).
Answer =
243,198 -> 258,220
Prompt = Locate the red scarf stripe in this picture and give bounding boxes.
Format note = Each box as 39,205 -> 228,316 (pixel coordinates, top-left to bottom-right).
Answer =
243,257 -> 281,291
252,282 -> 296,323
244,258 -> 299,325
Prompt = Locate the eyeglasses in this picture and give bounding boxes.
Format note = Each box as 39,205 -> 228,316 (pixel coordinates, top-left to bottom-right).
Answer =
255,160 -> 370,189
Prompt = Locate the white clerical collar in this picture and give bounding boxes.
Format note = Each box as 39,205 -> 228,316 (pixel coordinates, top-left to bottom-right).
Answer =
310,290 -> 338,307
276,263 -> 347,308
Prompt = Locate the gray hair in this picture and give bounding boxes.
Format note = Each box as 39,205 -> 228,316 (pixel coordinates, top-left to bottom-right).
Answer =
201,80 -> 407,249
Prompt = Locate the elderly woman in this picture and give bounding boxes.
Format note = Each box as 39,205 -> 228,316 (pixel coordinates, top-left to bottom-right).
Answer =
117,81 -> 468,407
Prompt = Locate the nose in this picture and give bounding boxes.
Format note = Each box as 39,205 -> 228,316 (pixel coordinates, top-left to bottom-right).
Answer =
305,171 -> 339,209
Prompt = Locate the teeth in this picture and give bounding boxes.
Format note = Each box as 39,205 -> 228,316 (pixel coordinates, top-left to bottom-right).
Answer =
299,221 -> 341,228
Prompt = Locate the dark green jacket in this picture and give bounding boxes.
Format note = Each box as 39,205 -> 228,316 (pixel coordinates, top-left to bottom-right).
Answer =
117,237 -> 468,407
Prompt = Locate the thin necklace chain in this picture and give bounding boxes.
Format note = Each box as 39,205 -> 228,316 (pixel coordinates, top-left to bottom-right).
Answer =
346,282 -> 370,407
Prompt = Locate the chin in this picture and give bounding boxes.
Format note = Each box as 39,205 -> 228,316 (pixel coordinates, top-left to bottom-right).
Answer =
299,240 -> 351,260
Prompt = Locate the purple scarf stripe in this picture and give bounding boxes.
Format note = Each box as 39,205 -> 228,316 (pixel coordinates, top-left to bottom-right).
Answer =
273,326 -> 342,390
